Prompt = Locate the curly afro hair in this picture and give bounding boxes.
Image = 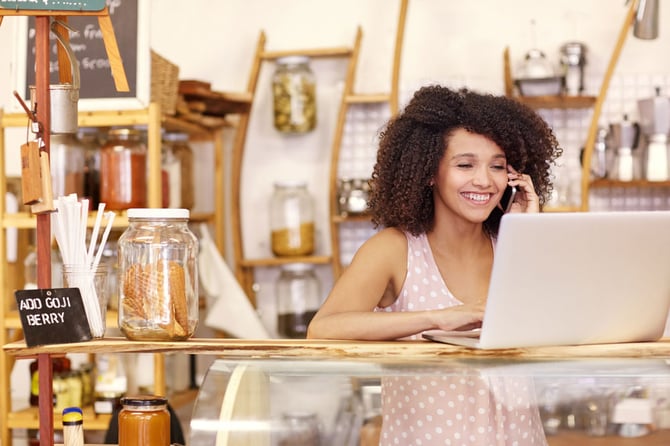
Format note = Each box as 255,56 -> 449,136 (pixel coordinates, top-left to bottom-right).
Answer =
367,85 -> 562,237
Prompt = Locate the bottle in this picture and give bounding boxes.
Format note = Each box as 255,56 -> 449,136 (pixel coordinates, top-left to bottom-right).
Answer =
272,56 -> 317,133
270,181 -> 316,257
118,395 -> 170,446
62,407 -> 84,446
163,132 -> 194,209
276,263 -> 321,339
78,127 -> 102,209
99,128 -> 147,210
118,208 -> 199,341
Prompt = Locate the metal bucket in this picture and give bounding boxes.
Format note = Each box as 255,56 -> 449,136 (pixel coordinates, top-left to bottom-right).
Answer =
30,23 -> 80,135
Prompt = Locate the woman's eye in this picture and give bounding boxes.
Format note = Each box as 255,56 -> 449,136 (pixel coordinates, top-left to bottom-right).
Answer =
491,165 -> 506,171
457,163 -> 473,169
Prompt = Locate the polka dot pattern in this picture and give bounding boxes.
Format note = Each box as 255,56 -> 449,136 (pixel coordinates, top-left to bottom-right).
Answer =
375,233 -> 548,445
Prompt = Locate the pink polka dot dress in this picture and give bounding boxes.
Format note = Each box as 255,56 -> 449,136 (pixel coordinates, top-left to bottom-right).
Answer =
374,233 -> 547,445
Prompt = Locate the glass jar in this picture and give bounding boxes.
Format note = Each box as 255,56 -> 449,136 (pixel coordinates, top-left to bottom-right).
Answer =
272,56 -> 317,133
163,132 -> 194,209
270,181 -> 315,257
100,128 -> 147,210
50,133 -> 85,199
160,138 -> 181,208
78,127 -> 102,209
119,395 -> 170,446
279,411 -> 322,446
276,263 -> 321,339
118,208 -> 199,341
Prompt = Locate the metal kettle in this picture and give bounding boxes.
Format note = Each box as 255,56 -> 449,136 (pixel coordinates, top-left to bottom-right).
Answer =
634,0 -> 659,40
609,115 -> 641,181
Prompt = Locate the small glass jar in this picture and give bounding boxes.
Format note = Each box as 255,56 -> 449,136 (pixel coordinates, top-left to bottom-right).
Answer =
272,56 -> 317,133
276,263 -> 321,339
279,411 -> 322,446
160,138 -> 181,208
270,181 -> 315,257
163,132 -> 194,209
119,395 -> 170,446
78,127 -> 102,209
50,133 -> 86,199
118,208 -> 199,341
100,128 -> 147,210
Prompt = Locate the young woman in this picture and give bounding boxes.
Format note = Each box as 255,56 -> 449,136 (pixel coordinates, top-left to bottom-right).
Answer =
308,85 -> 562,445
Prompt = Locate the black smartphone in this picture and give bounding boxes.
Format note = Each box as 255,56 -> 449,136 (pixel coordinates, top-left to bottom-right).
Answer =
500,185 -> 517,213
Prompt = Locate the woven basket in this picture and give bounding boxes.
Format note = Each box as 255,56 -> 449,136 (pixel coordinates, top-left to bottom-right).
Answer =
150,50 -> 180,116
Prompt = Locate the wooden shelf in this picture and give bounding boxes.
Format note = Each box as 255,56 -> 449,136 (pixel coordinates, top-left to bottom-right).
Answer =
547,430 -> 670,445
345,93 -> 392,104
239,255 -> 332,268
332,213 -> 372,223
261,46 -> 353,60
513,95 -> 597,110
590,179 -> 670,189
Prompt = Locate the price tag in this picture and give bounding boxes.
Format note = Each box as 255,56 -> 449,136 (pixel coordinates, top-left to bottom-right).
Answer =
14,288 -> 92,347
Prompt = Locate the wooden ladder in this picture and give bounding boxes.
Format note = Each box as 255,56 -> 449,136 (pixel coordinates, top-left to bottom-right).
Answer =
328,0 -> 409,279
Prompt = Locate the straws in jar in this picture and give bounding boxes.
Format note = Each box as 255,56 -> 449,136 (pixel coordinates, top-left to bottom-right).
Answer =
52,194 -> 115,338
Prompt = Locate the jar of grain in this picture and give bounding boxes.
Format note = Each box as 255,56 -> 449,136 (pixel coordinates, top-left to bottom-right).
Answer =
272,56 -> 317,133
118,208 -> 198,341
276,263 -> 321,339
100,128 -> 147,210
270,181 -> 315,257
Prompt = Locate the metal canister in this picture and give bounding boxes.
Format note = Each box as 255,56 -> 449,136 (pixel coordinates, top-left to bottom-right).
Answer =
560,42 -> 587,96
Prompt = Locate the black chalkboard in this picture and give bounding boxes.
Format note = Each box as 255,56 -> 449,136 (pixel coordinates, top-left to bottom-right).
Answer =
15,288 -> 92,347
24,0 -> 139,101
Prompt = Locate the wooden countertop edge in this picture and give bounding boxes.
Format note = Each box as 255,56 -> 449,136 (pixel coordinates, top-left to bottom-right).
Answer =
4,337 -> 670,362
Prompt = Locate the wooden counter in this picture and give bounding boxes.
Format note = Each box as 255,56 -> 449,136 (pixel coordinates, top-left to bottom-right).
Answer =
5,337 -> 670,362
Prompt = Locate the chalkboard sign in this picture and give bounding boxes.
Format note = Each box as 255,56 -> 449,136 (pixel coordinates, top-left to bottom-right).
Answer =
13,0 -> 150,111
0,0 -> 106,12
15,288 -> 93,347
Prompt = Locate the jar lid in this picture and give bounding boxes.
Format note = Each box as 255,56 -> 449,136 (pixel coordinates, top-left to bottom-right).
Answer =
276,55 -> 310,65
120,395 -> 168,407
274,180 -> 308,188
127,208 -> 190,220
281,263 -> 316,272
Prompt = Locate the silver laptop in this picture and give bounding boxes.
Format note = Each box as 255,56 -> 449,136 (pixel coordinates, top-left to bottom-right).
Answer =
423,211 -> 670,349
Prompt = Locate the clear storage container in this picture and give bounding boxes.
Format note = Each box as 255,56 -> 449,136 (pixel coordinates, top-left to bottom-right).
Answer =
272,56 -> 317,133
100,128 -> 147,210
270,181 -> 315,257
118,208 -> 198,341
163,132 -> 194,209
276,263 -> 321,339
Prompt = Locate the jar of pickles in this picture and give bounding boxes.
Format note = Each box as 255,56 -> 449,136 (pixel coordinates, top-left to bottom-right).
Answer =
270,181 -> 315,256
119,395 -> 170,446
100,128 -> 147,210
272,56 -> 317,133
118,208 -> 198,341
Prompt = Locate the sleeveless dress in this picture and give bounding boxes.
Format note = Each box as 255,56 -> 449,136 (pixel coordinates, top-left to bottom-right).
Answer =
374,233 -> 548,446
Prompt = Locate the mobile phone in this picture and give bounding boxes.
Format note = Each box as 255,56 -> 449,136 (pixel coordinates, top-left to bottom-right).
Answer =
500,185 -> 517,213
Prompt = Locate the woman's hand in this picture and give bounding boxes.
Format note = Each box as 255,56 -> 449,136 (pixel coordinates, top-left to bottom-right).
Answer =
429,303 -> 485,332
506,167 -> 540,213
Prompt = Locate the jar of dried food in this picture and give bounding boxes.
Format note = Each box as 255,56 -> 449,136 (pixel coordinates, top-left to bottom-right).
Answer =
279,411 -> 322,446
272,56 -> 317,133
78,127 -> 102,208
50,133 -> 85,199
100,128 -> 147,210
119,395 -> 170,446
276,263 -> 321,339
118,208 -> 198,341
270,181 -> 315,256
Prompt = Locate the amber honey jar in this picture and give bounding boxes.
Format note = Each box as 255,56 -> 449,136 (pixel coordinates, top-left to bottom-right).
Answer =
100,128 -> 147,210
119,395 -> 170,446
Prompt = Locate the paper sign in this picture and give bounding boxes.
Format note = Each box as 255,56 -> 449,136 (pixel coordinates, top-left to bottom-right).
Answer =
15,288 -> 92,347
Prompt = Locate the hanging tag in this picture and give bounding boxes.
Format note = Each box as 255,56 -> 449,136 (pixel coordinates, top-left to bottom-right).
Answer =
30,151 -> 55,214
20,141 -> 42,205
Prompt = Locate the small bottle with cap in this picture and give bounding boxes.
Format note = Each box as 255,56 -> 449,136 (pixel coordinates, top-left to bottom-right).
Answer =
62,407 -> 84,446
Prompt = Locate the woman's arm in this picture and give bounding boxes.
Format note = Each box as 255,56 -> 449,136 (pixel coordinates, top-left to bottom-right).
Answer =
307,229 -> 484,340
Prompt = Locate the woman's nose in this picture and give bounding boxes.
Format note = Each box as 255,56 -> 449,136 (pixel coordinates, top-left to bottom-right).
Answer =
471,167 -> 493,187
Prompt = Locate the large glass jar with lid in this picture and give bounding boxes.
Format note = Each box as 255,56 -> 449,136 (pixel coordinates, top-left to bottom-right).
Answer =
272,56 -> 317,133
100,128 -> 147,210
118,208 -> 199,341
276,263 -> 321,339
270,181 -> 315,257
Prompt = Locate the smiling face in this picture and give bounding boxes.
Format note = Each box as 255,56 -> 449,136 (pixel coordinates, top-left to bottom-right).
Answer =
433,128 -> 509,224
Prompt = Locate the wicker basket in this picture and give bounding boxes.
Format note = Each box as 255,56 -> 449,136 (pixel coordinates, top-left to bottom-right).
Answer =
150,50 -> 180,116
